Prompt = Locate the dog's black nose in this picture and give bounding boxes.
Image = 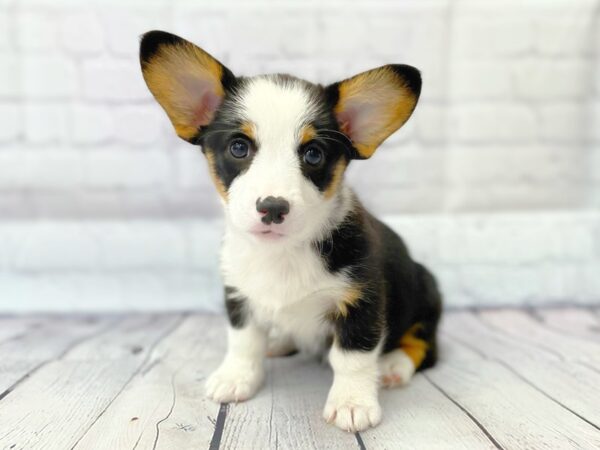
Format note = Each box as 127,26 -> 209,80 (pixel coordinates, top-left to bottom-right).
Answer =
256,196 -> 290,225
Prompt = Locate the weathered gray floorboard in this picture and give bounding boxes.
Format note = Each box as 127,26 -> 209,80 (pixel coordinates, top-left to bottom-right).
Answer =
443,311 -> 600,428
536,307 -> 600,341
478,309 -> 600,363
0,316 -> 115,399
0,315 -> 182,450
221,355 -> 360,450
0,309 -> 599,449
73,314 -> 226,450
362,373 -> 499,450
0,316 -> 40,343
430,311 -> 600,449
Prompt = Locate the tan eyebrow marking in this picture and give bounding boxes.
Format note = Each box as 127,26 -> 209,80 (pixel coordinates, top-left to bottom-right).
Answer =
300,124 -> 317,144
240,121 -> 257,141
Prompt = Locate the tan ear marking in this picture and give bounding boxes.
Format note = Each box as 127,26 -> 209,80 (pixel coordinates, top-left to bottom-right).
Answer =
333,65 -> 420,158
141,35 -> 226,142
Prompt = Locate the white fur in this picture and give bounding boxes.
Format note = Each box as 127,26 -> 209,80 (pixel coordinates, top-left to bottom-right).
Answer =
220,77 -> 356,354
225,77 -> 339,246
220,200 -> 351,354
323,342 -> 382,432
267,326 -> 298,357
205,324 -> 267,402
207,78 -> 384,431
379,349 -> 416,388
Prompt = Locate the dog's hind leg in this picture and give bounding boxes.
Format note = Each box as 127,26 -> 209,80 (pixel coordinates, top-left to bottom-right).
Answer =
380,264 -> 442,388
379,325 -> 428,388
267,328 -> 297,357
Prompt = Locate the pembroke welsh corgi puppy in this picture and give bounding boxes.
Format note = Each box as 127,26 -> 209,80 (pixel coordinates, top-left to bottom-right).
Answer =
139,30 -> 442,432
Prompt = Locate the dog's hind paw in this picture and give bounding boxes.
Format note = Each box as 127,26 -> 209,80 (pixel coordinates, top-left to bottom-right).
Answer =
379,349 -> 415,388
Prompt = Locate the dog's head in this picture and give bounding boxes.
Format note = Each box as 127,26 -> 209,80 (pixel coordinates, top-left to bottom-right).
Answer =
140,31 -> 421,244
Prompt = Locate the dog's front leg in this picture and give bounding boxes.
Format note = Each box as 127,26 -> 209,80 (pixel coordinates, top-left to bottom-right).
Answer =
324,342 -> 382,431
323,303 -> 383,432
206,313 -> 267,403
206,323 -> 267,402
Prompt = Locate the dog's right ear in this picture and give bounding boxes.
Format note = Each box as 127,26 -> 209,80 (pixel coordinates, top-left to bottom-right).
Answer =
139,30 -> 235,143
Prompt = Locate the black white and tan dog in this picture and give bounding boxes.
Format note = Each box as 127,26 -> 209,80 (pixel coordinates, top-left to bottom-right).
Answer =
139,30 -> 442,432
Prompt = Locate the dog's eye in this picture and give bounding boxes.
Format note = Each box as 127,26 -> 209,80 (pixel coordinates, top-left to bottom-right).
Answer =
303,146 -> 323,166
229,138 -> 250,158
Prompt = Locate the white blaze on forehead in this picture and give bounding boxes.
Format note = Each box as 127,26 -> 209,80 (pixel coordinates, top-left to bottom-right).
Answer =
224,76 -> 336,245
237,76 -> 319,153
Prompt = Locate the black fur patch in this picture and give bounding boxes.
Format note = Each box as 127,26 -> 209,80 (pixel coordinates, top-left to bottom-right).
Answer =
197,74 -> 356,197
315,202 -> 442,365
198,125 -> 256,192
139,30 -> 181,64
389,64 -> 422,99
298,131 -> 349,193
196,80 -> 256,192
224,286 -> 248,329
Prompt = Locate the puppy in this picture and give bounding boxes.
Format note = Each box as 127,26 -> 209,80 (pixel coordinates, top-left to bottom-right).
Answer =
139,30 -> 442,432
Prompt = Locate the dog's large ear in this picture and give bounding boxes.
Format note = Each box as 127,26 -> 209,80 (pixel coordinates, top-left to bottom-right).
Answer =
326,65 -> 421,159
139,30 -> 235,143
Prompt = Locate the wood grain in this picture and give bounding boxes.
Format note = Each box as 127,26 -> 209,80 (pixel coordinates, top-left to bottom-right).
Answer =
478,309 -> 600,363
426,358 -> 600,449
221,355 -> 360,449
443,311 -> 600,428
362,373 -> 499,450
536,307 -> 600,341
77,314 -> 228,450
0,316 -> 115,399
0,316 -> 40,344
0,309 -> 599,449
0,315 -> 182,450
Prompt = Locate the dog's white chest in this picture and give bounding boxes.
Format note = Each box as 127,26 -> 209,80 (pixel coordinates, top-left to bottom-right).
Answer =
221,232 -> 348,352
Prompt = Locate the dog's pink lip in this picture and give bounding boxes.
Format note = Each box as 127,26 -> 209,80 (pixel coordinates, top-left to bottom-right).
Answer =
249,226 -> 286,239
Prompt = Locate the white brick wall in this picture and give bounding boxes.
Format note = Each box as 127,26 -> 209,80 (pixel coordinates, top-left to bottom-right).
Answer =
0,0 -> 599,311
0,0 -> 597,218
0,213 -> 598,312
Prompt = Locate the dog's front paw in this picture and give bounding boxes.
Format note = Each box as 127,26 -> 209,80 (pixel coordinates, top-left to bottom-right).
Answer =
323,392 -> 382,432
205,361 -> 264,403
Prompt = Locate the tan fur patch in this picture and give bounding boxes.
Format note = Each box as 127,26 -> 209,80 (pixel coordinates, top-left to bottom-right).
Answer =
141,41 -> 224,141
240,121 -> 256,141
399,323 -> 428,368
300,124 -> 316,144
324,159 -> 348,199
336,285 -> 363,318
204,150 -> 228,200
335,66 -> 417,158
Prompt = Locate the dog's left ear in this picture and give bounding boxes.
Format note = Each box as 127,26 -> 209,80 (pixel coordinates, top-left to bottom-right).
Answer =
326,65 -> 421,159
139,30 -> 235,143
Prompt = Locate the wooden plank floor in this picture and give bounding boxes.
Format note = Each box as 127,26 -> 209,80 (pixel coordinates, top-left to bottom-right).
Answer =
0,307 -> 599,449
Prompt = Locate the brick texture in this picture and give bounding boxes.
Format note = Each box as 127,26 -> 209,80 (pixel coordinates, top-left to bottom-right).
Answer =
0,213 -> 598,311
0,0 -> 599,311
0,0 -> 596,218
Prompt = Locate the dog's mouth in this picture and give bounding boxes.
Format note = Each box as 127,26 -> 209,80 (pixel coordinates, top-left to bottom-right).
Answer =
249,226 -> 286,240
